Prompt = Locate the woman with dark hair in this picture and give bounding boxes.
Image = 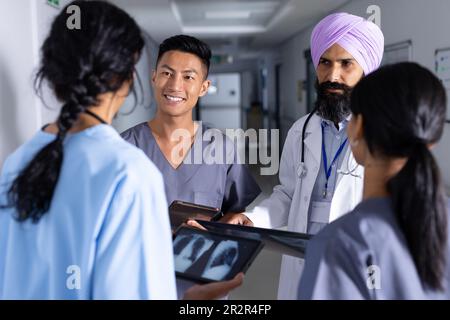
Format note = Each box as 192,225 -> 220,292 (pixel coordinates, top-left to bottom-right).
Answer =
0,0 -> 241,299
298,62 -> 450,299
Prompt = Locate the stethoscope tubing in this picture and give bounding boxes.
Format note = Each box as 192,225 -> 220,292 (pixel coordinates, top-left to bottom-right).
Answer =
299,108 -> 361,179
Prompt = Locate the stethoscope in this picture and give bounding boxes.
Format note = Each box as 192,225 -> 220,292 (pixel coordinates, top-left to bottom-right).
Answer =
298,107 -> 361,179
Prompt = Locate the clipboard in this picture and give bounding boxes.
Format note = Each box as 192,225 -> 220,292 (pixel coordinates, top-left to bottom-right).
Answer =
168,200 -> 224,229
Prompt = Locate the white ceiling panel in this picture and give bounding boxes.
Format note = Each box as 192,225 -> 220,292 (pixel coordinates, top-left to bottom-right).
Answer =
110,0 -> 351,57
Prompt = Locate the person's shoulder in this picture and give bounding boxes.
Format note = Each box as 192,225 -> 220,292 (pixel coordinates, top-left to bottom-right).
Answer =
1,131 -> 54,175
291,113 -> 318,130
104,141 -> 164,195
112,138 -> 160,176
78,126 -> 161,182
121,150 -> 163,188
285,113 -> 320,140
306,214 -> 366,271
351,198 -> 399,243
120,121 -> 149,144
317,198 -> 399,254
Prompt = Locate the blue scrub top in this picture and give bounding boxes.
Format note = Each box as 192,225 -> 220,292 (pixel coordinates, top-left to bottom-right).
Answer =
0,125 -> 176,299
121,122 -> 261,213
298,197 -> 450,300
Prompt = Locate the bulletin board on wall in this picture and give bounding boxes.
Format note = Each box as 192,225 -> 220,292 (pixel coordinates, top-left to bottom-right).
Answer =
435,47 -> 450,122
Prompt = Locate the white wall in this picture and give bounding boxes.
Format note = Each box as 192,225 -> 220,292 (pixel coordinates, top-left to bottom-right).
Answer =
0,1 -> 36,169
263,0 -> 450,190
201,73 -> 242,129
0,0 -> 71,168
210,59 -> 260,130
36,0 -> 72,126
112,32 -> 159,133
0,1 -> 160,167
202,73 -> 241,107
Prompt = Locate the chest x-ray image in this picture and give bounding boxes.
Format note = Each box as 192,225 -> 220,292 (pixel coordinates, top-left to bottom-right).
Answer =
202,240 -> 239,281
173,233 -> 214,272
173,227 -> 263,283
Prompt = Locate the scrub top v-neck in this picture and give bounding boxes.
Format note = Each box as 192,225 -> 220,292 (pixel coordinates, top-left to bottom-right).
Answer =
121,122 -> 261,213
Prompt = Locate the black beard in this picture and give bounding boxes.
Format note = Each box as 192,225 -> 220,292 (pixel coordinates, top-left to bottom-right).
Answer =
314,80 -> 352,124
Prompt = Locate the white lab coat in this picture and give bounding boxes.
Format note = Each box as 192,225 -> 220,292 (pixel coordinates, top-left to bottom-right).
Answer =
245,113 -> 364,300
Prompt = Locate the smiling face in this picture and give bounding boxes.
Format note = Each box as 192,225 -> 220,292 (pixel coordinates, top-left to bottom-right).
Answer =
152,50 -> 210,118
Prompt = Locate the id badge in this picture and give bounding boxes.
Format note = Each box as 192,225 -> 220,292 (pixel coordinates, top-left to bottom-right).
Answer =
310,201 -> 331,224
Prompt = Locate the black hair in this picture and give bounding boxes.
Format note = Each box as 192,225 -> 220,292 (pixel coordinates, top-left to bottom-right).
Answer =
156,35 -> 211,77
4,0 -> 144,223
350,62 -> 448,291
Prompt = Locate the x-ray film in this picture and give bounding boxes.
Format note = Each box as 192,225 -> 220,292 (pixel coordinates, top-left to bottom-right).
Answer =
196,220 -> 311,258
173,227 -> 263,283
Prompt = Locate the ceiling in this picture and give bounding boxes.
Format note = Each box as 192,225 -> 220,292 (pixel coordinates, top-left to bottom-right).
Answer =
110,0 -> 350,60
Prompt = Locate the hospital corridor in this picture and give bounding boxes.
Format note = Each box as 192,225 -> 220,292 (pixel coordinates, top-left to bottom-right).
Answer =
1,0 -> 450,305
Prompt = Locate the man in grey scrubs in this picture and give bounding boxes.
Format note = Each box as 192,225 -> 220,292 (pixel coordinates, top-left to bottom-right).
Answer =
121,34 -> 260,221
122,35 -> 260,298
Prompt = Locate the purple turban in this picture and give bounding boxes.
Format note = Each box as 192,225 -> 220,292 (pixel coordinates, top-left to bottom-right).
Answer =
311,12 -> 384,75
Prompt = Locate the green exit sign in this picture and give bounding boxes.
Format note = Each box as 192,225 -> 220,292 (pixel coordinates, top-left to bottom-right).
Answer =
47,0 -> 60,8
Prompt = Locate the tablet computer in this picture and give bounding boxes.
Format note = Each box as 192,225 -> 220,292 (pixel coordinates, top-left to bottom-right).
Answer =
173,226 -> 264,283
169,200 -> 223,229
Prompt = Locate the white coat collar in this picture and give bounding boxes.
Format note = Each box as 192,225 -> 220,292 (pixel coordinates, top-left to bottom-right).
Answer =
303,113 -> 322,164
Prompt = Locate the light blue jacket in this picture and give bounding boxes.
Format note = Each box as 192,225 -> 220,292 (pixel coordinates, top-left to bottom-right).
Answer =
0,125 -> 176,299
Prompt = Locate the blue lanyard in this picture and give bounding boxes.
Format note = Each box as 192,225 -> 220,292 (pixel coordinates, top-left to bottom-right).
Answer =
321,123 -> 348,195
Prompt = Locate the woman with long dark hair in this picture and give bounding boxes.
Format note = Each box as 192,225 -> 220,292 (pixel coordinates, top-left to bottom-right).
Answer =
298,62 -> 449,299
0,1 -> 241,299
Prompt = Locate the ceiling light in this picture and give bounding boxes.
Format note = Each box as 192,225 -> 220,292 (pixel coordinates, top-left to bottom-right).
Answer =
205,11 -> 251,19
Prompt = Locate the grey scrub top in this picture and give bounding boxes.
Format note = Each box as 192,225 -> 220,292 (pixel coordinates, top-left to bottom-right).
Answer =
121,122 -> 261,214
298,197 -> 450,300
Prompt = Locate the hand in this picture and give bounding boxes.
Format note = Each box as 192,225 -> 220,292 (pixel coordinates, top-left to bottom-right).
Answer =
220,213 -> 254,226
172,219 -> 207,236
183,273 -> 244,300
185,219 -> 207,231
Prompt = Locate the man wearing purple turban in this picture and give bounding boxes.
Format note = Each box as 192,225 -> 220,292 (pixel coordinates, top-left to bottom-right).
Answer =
311,12 -> 384,126
222,12 -> 384,299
